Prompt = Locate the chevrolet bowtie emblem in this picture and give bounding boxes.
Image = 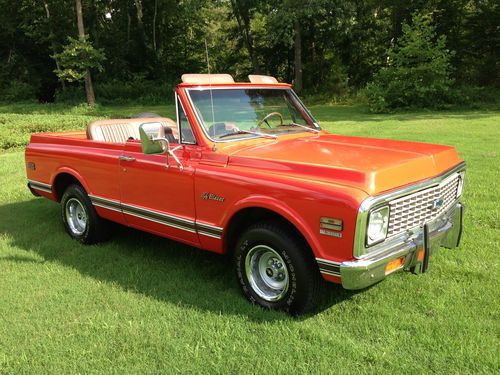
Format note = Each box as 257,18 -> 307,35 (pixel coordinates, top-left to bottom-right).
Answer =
430,198 -> 444,211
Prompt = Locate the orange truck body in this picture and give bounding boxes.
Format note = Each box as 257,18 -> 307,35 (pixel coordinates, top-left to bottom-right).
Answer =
25,80 -> 465,289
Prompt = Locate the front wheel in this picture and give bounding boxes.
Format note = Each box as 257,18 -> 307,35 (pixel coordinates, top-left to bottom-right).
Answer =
61,184 -> 109,244
235,221 -> 324,315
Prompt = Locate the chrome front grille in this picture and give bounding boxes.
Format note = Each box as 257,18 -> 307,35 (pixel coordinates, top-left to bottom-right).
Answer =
387,173 -> 461,237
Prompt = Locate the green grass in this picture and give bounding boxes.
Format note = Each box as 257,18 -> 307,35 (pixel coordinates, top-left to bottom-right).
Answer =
0,102 -> 499,373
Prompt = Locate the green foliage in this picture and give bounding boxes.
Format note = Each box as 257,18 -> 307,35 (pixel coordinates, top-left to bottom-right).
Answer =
0,81 -> 37,102
55,78 -> 174,105
53,36 -> 105,83
365,13 -> 455,112
0,102 -> 176,151
0,1 -> 498,103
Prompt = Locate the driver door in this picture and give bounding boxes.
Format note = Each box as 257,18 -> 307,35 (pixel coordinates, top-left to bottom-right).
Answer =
119,107 -> 199,246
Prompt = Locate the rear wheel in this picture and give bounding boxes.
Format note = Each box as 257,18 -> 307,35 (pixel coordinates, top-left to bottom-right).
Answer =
61,184 -> 109,244
235,221 -> 324,315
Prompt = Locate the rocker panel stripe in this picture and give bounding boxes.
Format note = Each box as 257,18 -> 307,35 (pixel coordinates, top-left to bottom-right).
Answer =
316,257 -> 341,276
88,194 -> 222,239
28,180 -> 52,193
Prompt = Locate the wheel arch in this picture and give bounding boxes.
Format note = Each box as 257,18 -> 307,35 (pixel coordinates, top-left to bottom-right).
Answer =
222,199 -> 321,260
51,168 -> 90,202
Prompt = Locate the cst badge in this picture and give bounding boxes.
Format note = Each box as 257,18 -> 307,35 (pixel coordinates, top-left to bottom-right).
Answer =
201,192 -> 225,202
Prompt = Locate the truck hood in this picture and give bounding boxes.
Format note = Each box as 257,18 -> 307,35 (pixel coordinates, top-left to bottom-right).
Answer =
227,134 -> 463,195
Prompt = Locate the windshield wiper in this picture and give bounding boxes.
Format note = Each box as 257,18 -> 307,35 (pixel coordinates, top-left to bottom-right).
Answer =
286,122 -> 321,133
218,130 -> 277,139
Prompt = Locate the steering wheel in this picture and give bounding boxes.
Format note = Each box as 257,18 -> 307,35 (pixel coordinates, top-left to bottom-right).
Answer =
257,112 -> 284,128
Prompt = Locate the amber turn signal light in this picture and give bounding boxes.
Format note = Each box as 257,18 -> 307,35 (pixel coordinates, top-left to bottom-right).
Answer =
385,256 -> 406,275
418,248 -> 424,261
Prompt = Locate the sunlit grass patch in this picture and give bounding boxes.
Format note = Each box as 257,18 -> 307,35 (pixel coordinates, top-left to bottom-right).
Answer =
0,103 -> 498,373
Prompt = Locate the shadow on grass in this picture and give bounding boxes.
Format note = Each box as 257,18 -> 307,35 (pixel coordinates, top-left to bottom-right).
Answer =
0,198 -> 356,321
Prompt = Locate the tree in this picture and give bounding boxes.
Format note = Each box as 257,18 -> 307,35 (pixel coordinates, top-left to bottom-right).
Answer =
230,0 -> 261,74
53,36 -> 105,101
76,0 -> 97,105
365,12 -> 454,111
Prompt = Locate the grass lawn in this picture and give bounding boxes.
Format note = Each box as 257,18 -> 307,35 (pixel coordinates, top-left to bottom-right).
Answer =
0,102 -> 499,373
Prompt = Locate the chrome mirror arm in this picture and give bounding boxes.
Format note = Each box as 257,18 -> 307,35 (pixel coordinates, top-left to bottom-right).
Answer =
168,149 -> 184,171
152,137 -> 184,171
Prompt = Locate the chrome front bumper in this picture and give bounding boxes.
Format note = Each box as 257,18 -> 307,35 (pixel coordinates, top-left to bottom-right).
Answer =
339,202 -> 463,290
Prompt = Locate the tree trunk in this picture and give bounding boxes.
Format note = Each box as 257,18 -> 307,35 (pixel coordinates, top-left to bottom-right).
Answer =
153,0 -> 158,52
76,0 -> 85,37
126,8 -> 131,52
135,0 -> 147,49
230,0 -> 260,74
294,20 -> 303,93
84,70 -> 96,105
76,0 -> 96,105
44,1 -> 66,91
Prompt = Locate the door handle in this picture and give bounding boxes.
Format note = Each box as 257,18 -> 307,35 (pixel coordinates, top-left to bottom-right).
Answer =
119,155 -> 136,161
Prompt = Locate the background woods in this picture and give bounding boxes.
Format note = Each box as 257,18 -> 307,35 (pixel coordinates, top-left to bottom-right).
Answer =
0,0 -> 498,108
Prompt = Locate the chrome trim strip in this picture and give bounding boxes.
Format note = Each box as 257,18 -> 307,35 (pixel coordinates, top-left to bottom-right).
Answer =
197,230 -> 222,239
91,202 -> 122,213
176,92 -> 197,145
28,180 -> 52,189
353,162 -> 466,259
289,90 -> 320,129
316,257 -> 341,266
89,194 -> 121,208
121,202 -> 196,232
30,185 -> 52,194
123,209 -> 197,233
319,269 -> 341,277
28,180 -> 52,193
196,222 -> 223,239
88,194 -> 224,238
196,222 -> 223,233
121,203 -> 195,227
316,258 -> 341,276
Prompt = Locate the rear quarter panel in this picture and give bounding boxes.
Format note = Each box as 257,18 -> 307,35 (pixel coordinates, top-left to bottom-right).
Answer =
25,133 -> 125,224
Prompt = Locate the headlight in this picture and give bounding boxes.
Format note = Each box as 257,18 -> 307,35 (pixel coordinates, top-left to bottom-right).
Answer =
366,206 -> 389,246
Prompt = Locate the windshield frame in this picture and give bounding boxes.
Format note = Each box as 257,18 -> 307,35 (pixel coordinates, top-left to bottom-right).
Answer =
184,86 -> 320,143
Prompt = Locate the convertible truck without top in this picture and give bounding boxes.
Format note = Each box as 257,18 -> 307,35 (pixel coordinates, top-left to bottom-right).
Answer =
25,74 -> 465,314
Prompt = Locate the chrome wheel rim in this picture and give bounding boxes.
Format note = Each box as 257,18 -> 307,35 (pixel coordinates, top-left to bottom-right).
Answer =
245,245 -> 289,302
65,198 -> 87,235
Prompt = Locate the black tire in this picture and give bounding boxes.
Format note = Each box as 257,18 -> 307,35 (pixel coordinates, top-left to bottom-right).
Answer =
235,221 -> 324,315
131,112 -> 161,119
60,184 -> 109,244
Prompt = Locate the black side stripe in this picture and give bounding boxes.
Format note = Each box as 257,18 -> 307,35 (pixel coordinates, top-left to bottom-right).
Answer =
89,194 -> 222,238
196,222 -> 223,239
316,258 -> 341,276
28,180 -> 52,194
121,203 -> 196,233
89,195 -> 122,213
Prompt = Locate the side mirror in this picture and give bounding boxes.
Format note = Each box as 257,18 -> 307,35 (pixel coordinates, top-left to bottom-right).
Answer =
138,122 -> 184,171
139,122 -> 165,154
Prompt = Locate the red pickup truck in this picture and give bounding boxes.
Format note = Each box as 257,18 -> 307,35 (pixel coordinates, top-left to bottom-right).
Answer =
25,74 -> 465,314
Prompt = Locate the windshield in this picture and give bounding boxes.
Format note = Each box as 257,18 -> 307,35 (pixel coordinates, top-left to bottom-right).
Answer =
186,88 -> 317,141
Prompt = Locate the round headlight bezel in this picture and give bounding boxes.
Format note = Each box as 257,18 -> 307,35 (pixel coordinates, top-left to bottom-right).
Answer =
366,205 -> 390,247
